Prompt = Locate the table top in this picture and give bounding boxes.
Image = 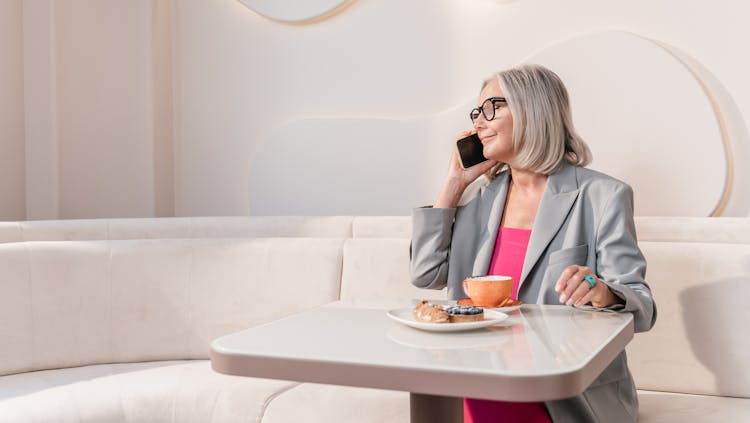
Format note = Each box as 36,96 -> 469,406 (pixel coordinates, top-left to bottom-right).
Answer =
210,302 -> 634,402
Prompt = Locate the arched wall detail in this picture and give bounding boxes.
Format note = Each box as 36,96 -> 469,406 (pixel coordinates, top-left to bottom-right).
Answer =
523,30 -> 748,217
645,38 -> 750,216
235,0 -> 356,24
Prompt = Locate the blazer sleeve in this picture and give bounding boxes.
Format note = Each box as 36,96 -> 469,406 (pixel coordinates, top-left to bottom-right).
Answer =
409,206 -> 456,290
596,183 -> 657,333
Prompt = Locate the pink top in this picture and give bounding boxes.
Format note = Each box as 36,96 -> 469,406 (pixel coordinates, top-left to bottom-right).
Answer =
487,226 -> 532,299
464,226 -> 551,423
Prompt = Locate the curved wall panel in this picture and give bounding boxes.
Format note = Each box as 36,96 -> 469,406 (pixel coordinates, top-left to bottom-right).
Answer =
649,40 -> 750,216
525,31 -> 736,216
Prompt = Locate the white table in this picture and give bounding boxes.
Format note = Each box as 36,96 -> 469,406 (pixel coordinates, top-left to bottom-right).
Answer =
211,302 -> 634,422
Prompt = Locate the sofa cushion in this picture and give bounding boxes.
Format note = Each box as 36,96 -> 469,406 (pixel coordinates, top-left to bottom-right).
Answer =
627,241 -> 750,398
339,238 -> 445,306
0,360 -> 297,423
0,238 -> 344,376
638,390 -> 750,422
262,383 -> 408,423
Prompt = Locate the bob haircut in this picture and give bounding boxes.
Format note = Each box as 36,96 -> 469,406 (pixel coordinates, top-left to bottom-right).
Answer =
483,64 -> 591,177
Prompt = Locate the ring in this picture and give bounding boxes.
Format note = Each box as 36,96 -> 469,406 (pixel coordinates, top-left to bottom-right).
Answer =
584,276 -> 596,289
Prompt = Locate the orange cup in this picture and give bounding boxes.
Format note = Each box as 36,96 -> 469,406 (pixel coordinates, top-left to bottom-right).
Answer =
462,275 -> 513,307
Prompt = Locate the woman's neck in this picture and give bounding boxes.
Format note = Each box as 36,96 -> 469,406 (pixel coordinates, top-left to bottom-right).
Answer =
509,167 -> 547,193
500,167 -> 547,229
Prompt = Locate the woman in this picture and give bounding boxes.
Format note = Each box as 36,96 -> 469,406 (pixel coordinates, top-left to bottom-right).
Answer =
410,64 -> 656,423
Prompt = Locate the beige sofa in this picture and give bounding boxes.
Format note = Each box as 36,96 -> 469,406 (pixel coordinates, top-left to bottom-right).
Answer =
0,216 -> 748,422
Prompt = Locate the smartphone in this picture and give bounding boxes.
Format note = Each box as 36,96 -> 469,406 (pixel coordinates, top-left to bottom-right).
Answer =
456,133 -> 488,169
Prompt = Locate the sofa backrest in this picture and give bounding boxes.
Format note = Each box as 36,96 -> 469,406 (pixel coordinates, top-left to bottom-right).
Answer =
351,216 -> 411,239
633,219 -> 750,398
339,238 -> 444,306
344,217 -> 445,305
627,240 -> 750,398
0,216 -> 354,243
5,216 -> 750,243
0,237 -> 344,377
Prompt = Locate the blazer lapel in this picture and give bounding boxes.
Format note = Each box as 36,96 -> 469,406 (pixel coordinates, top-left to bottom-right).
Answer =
472,172 -> 509,277
519,164 -> 580,290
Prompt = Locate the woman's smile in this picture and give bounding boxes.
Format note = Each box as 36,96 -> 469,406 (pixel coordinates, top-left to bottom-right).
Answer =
479,132 -> 496,144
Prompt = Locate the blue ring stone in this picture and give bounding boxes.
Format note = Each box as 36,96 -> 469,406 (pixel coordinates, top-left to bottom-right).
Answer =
584,275 -> 596,288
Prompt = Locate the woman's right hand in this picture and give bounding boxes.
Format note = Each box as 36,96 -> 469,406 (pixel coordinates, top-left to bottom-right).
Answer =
434,131 -> 497,208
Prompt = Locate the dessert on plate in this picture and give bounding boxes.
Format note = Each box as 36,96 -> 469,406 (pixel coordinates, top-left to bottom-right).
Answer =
412,300 -> 484,323
444,305 -> 484,322
413,300 -> 450,323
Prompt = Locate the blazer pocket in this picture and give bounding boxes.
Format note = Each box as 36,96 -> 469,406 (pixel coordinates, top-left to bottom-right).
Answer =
547,244 -> 589,267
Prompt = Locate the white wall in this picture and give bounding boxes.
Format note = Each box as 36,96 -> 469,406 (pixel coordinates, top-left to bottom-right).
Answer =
4,0 -> 750,220
173,0 -> 471,215
174,0 -> 750,216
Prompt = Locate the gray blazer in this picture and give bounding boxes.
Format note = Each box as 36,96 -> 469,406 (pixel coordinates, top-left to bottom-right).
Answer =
410,162 -> 656,423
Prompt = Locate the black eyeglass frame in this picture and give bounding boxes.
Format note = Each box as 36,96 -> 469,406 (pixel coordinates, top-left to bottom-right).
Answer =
469,97 -> 507,123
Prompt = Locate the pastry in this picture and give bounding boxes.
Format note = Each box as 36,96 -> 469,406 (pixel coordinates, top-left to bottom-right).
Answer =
412,300 -> 450,323
444,305 -> 484,322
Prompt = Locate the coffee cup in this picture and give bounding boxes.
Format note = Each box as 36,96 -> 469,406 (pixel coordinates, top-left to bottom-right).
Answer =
462,275 -> 513,307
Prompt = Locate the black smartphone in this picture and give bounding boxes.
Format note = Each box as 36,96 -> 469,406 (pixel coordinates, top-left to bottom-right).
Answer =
456,133 -> 488,169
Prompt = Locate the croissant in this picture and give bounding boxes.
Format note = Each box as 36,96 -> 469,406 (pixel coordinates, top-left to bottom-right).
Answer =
412,300 -> 450,323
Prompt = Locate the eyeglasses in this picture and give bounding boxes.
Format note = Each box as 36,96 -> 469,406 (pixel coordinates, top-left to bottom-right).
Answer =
469,97 -> 507,123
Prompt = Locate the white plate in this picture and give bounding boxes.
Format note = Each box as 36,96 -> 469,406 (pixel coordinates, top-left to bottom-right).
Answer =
386,308 -> 509,332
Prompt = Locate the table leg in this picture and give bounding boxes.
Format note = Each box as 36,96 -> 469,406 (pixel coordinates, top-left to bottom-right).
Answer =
410,393 -> 464,423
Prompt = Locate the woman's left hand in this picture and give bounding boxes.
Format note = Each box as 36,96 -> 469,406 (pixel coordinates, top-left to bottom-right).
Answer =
554,265 -> 623,308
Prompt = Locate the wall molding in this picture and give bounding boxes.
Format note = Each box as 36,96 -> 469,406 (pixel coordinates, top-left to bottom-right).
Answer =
23,0 -> 60,220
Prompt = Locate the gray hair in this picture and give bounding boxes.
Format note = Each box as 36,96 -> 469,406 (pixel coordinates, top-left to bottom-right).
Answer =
483,64 -> 591,177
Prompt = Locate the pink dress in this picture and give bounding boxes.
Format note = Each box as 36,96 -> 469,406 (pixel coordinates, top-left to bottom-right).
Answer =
464,227 -> 552,423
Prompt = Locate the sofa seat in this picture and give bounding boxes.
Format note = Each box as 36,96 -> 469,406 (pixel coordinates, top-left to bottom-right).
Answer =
638,390 -> 750,422
0,360 -> 297,423
263,383 -> 409,423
